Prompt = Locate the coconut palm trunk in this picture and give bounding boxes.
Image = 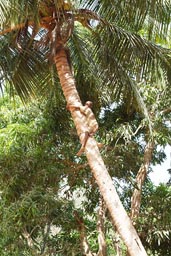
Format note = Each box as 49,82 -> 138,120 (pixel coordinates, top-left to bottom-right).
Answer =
54,47 -> 147,256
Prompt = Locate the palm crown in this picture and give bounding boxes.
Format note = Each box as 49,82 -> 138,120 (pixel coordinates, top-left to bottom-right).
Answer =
0,0 -> 171,103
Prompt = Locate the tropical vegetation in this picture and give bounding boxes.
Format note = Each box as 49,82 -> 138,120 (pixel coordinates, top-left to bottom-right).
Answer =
0,0 -> 171,255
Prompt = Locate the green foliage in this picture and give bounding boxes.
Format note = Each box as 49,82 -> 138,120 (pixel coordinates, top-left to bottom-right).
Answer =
137,183 -> 171,255
0,76 -> 171,255
0,95 -> 81,254
0,93 -> 148,255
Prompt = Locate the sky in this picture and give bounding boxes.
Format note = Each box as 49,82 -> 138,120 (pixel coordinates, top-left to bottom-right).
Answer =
149,145 -> 171,185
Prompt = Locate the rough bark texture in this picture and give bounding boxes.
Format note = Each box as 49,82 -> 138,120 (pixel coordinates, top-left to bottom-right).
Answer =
130,141 -> 154,221
54,48 -> 148,256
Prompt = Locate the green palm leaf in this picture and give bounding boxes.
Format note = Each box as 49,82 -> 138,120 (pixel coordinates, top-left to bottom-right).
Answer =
0,0 -> 171,109
85,0 -> 171,38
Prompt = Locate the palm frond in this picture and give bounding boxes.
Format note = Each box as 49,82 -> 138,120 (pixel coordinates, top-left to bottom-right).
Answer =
0,0 -> 40,31
68,24 -> 102,110
88,21 -> 171,128
0,0 -> 171,113
84,0 -> 171,39
93,22 -> 171,85
0,31 -> 52,102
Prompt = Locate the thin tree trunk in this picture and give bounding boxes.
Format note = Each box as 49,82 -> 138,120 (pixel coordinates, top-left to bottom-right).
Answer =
54,48 -> 147,256
74,211 -> 94,256
113,232 -> 122,256
130,141 -> 154,221
97,197 -> 107,256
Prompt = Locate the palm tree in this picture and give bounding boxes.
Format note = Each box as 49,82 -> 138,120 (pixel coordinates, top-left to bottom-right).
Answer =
0,1 -> 171,255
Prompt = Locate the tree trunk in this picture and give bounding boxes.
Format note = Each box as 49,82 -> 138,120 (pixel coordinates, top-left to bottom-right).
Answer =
112,232 -> 122,256
97,197 -> 107,256
74,211 -> 94,256
130,141 -> 154,221
54,48 -> 147,256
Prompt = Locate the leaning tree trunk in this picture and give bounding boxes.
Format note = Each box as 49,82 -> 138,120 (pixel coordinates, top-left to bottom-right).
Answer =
54,48 -> 147,256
